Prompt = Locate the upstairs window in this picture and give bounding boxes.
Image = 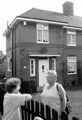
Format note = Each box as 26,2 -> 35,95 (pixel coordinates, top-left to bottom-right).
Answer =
67,31 -> 76,46
30,59 -> 35,76
37,24 -> 49,43
67,57 -> 77,74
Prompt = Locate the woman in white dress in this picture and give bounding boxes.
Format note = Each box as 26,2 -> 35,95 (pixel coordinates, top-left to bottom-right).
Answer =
41,70 -> 67,120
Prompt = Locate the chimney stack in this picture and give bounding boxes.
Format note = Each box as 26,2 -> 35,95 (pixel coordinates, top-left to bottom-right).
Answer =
63,1 -> 74,16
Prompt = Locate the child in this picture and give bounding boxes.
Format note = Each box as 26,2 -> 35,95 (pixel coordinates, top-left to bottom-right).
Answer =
2,77 -> 32,120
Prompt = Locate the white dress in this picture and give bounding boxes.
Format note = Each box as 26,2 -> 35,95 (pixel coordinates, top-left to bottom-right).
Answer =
41,83 -> 64,120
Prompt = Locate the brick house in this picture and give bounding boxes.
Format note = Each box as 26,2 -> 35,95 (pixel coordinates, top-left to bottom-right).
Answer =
0,51 -> 6,82
3,2 -> 82,92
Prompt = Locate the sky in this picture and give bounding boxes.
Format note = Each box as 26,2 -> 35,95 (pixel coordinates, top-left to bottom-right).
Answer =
0,0 -> 82,54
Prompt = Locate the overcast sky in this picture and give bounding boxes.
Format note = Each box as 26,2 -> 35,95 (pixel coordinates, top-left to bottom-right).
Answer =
0,0 -> 82,54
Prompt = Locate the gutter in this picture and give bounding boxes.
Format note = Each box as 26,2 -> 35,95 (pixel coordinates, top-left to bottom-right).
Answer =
63,26 -> 82,30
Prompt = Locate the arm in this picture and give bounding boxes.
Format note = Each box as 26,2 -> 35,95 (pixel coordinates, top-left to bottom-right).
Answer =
12,93 -> 32,106
57,84 -> 66,112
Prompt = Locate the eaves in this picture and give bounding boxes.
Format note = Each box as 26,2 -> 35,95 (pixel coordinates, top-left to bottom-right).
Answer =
3,16 -> 68,36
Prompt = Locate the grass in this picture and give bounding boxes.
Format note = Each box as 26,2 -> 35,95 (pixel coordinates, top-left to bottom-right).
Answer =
32,84 -> 82,120
66,85 -> 82,120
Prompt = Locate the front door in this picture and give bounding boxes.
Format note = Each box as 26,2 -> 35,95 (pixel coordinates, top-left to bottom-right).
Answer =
39,59 -> 49,86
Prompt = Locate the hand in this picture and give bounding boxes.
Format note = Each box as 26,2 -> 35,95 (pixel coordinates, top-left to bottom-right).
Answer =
28,94 -> 32,100
25,94 -> 32,101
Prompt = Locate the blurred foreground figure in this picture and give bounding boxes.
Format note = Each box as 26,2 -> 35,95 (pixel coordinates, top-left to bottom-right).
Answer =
2,77 -> 32,120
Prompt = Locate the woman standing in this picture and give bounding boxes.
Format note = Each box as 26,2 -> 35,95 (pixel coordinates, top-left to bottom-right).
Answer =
41,70 -> 67,120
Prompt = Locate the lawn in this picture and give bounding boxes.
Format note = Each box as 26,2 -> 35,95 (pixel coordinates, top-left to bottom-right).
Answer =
66,85 -> 82,120
32,84 -> 82,120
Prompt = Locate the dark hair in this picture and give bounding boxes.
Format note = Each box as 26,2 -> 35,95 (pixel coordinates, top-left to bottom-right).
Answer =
5,77 -> 21,93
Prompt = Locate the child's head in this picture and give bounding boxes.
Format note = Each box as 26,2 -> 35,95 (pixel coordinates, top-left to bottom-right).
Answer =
5,77 -> 21,93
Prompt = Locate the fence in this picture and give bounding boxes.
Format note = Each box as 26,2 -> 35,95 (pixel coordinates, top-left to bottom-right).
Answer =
21,100 -> 58,120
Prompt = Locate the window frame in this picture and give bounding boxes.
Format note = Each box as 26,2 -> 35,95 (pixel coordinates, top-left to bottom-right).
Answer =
10,31 -> 12,47
37,24 -> 49,44
7,57 -> 11,72
51,58 -> 56,71
30,59 -> 35,76
67,31 -> 76,46
67,57 -> 77,75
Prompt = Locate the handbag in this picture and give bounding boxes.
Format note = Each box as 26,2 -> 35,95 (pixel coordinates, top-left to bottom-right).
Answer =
56,84 -> 72,115
65,95 -> 72,114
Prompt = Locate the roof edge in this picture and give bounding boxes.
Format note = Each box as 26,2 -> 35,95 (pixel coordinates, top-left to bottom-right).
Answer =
63,26 -> 82,30
3,16 -> 68,36
29,54 -> 60,57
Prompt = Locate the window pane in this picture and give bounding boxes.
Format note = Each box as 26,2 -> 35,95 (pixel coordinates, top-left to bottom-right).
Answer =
72,34 -> 76,45
30,59 -> 35,76
67,57 -> 77,74
31,65 -> 33,69
68,62 -> 74,71
31,69 -> 34,74
68,57 -> 76,62
67,33 -> 76,46
38,30 -> 42,42
7,59 -> 9,71
31,60 -> 33,65
72,34 -> 76,39
67,34 -> 71,45
37,24 -> 43,29
43,30 -> 48,42
7,58 -> 11,71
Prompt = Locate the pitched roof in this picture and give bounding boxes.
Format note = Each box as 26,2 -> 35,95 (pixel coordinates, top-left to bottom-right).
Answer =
3,8 -> 82,36
19,8 -> 82,28
19,8 -> 67,23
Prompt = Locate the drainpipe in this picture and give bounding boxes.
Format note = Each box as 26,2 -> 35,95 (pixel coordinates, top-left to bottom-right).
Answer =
11,30 -> 14,77
14,27 -> 16,77
11,28 -> 16,77
7,27 -> 13,77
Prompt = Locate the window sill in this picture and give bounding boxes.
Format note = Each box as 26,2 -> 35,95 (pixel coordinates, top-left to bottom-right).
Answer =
67,73 -> 77,75
67,45 -> 76,46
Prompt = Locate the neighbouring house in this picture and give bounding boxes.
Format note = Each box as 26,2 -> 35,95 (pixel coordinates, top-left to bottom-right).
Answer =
0,51 -> 6,83
3,1 -> 82,92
